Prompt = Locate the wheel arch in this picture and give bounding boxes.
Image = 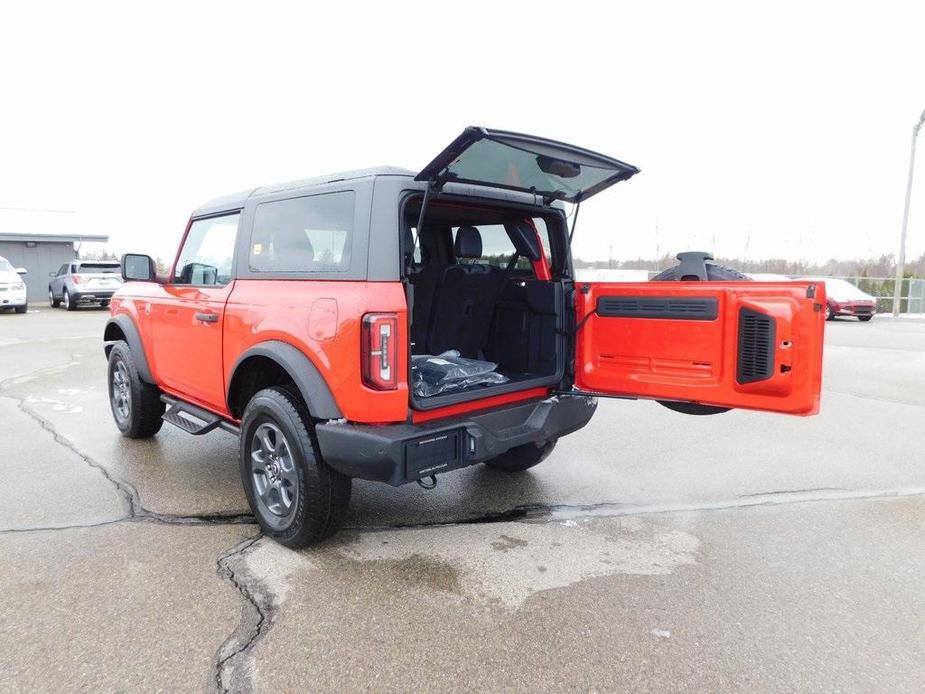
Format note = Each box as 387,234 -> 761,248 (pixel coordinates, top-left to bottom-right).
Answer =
103,315 -> 154,383
227,341 -> 342,421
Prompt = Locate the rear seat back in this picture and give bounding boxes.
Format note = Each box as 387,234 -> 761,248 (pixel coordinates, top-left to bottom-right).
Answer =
427,226 -> 506,358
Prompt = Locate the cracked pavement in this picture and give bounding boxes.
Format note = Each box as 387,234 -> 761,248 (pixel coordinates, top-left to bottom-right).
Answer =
1,308 -> 924,692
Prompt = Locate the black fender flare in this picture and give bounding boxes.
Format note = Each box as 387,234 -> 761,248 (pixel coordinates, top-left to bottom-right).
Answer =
227,341 -> 343,420
103,315 -> 154,384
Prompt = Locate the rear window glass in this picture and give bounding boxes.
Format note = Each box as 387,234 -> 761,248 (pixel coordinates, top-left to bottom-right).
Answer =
250,192 -> 355,273
78,263 -> 120,273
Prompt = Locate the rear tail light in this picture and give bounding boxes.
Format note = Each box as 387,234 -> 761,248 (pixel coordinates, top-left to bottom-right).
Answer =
361,313 -> 399,390
71,274 -> 83,284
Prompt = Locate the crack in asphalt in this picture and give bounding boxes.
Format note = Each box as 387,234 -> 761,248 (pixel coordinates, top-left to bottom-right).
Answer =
0,362 -> 257,534
347,485 -> 925,532
214,535 -> 271,694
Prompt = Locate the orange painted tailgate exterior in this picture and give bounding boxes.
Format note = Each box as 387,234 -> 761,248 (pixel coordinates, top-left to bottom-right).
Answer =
576,281 -> 826,415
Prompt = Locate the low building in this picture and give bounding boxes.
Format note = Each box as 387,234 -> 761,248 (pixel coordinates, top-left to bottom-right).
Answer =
0,233 -> 109,302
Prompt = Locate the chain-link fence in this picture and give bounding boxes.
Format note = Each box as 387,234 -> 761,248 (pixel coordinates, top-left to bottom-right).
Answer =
592,269 -> 925,315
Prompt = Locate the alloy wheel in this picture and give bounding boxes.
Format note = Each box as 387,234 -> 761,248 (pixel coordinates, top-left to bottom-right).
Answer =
111,359 -> 132,423
250,422 -> 299,525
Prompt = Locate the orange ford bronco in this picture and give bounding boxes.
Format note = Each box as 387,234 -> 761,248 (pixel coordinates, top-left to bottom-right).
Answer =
104,127 -> 826,547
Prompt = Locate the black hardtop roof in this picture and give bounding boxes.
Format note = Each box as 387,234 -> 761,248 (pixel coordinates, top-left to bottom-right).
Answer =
192,166 -> 414,217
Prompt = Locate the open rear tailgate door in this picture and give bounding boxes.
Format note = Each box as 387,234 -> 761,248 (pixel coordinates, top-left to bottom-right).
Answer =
574,281 -> 826,415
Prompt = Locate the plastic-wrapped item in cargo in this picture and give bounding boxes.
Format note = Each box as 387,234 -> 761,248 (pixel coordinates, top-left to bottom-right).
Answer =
412,350 -> 510,398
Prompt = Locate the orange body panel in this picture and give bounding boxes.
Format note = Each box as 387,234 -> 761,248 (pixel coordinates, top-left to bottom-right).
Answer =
575,281 -> 826,415
113,279 -> 410,424
222,280 -> 409,423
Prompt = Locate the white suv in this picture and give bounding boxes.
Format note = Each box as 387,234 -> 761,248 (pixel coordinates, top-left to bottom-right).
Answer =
0,256 -> 28,313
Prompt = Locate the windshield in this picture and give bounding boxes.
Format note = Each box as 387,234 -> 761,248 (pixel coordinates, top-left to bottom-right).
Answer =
0,258 -> 14,273
811,278 -> 872,300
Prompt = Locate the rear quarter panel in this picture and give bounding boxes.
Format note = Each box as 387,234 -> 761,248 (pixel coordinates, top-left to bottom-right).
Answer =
223,280 -> 409,424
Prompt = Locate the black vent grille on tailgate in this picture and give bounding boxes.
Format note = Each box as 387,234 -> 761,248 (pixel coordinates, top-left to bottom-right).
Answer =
596,296 -> 718,320
737,308 -> 775,383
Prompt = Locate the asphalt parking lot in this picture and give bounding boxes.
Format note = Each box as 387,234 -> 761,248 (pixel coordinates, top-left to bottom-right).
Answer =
1,306 -> 924,693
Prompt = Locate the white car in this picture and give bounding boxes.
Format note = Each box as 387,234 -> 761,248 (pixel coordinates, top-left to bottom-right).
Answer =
0,255 -> 28,313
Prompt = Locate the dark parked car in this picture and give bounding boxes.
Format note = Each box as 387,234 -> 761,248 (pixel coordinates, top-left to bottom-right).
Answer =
49,260 -> 122,310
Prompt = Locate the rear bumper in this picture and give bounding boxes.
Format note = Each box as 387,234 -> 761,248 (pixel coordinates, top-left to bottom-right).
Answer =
833,302 -> 876,316
73,290 -> 116,303
315,394 -> 597,486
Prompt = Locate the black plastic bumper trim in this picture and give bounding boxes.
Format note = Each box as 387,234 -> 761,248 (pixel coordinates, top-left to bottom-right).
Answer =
315,395 -> 597,486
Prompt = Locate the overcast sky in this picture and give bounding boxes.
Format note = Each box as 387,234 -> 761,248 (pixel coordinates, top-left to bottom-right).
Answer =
2,1 -> 924,264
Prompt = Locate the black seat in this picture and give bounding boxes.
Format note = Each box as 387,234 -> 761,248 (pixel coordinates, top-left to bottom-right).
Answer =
427,226 -> 506,358
406,225 -> 446,353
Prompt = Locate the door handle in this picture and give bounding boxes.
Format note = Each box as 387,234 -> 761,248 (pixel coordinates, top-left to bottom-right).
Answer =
195,312 -> 219,324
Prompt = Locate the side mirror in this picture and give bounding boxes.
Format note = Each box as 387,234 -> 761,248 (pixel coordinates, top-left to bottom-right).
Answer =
15,267 -> 27,275
122,254 -> 156,282
49,271 -> 57,278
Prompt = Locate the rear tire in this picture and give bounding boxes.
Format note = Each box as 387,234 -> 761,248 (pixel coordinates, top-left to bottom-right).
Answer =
100,300 -> 110,309
650,256 -> 749,415
485,439 -> 557,473
825,304 -> 835,321
107,341 -> 165,438
240,387 -> 351,547
63,289 -> 76,311
858,315 -> 872,322
14,305 -> 27,314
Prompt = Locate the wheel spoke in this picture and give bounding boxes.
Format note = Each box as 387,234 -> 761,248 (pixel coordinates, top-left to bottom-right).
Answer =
259,428 -> 276,455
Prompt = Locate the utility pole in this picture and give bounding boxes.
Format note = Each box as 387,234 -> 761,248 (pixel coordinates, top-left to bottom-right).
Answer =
893,110 -> 925,316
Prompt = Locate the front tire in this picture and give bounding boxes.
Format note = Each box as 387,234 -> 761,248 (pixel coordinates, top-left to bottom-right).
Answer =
858,315 -> 873,322
107,341 -> 165,438
825,304 -> 835,321
485,439 -> 557,473
49,288 -> 60,308
240,387 -> 351,547
14,305 -> 27,314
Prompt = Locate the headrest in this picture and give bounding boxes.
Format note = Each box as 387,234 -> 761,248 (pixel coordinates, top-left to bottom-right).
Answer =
454,225 -> 482,259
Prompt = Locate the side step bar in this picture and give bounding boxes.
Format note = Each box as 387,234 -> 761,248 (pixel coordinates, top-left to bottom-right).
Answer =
160,395 -> 240,436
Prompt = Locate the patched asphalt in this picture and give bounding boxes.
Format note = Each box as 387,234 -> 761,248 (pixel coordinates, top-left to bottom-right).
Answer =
1,307 -> 924,692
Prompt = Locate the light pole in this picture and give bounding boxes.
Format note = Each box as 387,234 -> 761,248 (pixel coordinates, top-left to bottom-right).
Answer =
893,110 -> 925,316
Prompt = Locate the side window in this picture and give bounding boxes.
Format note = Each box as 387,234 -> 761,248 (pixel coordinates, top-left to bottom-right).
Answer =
532,218 -> 551,261
57,264 -> 68,276
249,191 -> 355,273
452,224 -> 519,268
451,224 -> 541,271
173,213 -> 239,286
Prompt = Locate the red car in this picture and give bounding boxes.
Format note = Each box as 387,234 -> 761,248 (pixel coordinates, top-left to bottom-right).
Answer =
103,127 -> 827,547
806,277 -> 877,322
